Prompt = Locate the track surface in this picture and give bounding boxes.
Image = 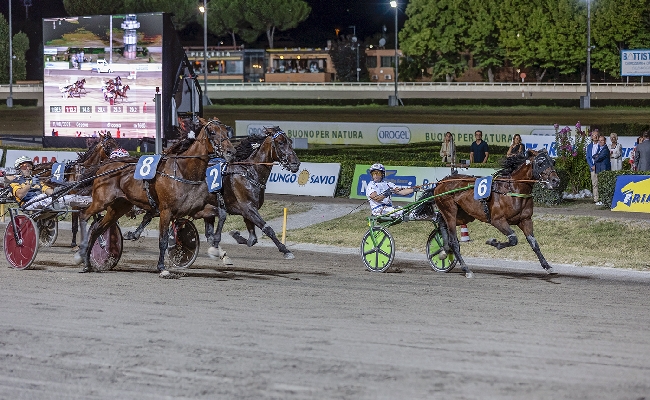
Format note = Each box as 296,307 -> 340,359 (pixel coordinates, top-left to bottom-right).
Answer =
1,225 -> 649,399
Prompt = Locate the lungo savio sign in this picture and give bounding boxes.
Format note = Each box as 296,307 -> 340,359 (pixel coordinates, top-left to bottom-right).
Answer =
377,126 -> 411,144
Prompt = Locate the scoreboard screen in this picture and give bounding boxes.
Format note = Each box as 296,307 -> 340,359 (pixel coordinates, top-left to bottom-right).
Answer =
43,13 -> 164,140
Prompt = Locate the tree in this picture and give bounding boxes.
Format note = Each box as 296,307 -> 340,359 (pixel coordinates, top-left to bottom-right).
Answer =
244,0 -> 311,48
466,0 -> 503,82
400,0 -> 472,82
591,0 -> 650,79
200,0 -> 258,47
329,37 -> 367,82
0,15 -> 30,84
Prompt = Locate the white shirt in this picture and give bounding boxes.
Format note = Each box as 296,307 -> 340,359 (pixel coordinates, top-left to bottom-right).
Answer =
367,180 -> 397,212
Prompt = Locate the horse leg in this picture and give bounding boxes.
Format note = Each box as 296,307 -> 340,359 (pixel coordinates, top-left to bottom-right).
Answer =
156,210 -> 173,275
518,219 -> 555,274
205,208 -> 233,265
485,219 -> 518,250
446,223 -> 473,278
229,219 -> 251,245
78,205 -> 123,272
71,211 -> 79,247
244,211 -> 293,259
125,211 -> 154,240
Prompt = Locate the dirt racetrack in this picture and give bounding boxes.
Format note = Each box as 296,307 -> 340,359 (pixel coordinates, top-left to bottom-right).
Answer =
1,216 -> 650,399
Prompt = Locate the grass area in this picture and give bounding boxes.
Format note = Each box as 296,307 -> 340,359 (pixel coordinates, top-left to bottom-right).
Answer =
286,209 -> 650,271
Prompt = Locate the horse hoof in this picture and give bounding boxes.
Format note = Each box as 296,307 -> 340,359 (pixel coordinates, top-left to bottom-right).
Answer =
70,246 -> 80,252
545,267 -> 557,275
159,270 -> 171,278
438,250 -> 448,260
486,239 -> 497,246
79,265 -> 92,273
73,252 -> 83,265
283,252 -> 295,260
465,271 -> 474,278
222,256 -> 233,265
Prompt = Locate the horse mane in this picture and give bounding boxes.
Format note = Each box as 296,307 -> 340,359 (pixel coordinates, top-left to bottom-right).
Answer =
77,137 -> 102,163
233,135 -> 267,161
495,151 -> 529,177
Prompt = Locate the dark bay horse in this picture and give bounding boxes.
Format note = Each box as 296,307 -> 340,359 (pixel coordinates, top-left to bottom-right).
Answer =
34,132 -> 119,247
197,126 -> 301,261
122,126 -> 300,263
76,119 -> 235,275
433,149 -> 560,278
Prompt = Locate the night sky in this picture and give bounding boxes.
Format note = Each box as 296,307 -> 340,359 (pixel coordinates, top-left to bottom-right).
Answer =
0,0 -> 408,79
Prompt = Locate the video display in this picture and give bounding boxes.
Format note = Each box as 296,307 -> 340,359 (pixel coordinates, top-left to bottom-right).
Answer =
43,13 -> 163,139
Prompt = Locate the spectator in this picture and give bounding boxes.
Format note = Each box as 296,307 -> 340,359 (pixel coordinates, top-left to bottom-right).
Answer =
635,132 -> 650,171
9,156 -> 90,210
507,134 -> 525,157
629,136 -> 642,170
440,132 -> 456,164
593,135 -> 611,206
469,130 -> 489,164
366,163 -> 417,218
586,129 -> 600,204
609,133 -> 623,171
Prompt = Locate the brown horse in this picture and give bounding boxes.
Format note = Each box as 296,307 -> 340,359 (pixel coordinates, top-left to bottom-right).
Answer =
33,132 -> 119,247
76,118 -> 235,274
197,126 -> 301,260
433,149 -> 560,278
113,85 -> 130,103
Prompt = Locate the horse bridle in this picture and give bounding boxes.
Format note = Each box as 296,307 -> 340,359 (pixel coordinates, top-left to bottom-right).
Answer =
202,119 -> 231,159
268,129 -> 296,170
531,150 -> 556,186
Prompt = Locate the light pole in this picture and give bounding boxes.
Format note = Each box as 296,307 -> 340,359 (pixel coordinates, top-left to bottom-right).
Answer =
585,0 -> 591,109
390,1 -> 399,106
349,25 -> 359,82
8,0 -> 13,108
199,1 -> 209,105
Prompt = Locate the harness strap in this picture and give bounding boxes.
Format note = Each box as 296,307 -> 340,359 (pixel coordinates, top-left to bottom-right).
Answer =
143,180 -> 159,213
158,171 -> 204,185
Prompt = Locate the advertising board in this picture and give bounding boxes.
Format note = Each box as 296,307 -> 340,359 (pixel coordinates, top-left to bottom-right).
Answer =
350,165 -> 497,202
266,162 -> 341,197
611,175 -> 650,213
621,50 -> 650,76
43,13 -> 164,141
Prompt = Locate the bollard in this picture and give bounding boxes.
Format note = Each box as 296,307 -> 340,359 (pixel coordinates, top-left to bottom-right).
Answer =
460,224 -> 470,242
281,207 -> 288,244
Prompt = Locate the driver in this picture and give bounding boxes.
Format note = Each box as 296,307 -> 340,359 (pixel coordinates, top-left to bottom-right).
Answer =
366,163 -> 417,218
10,156 -> 91,210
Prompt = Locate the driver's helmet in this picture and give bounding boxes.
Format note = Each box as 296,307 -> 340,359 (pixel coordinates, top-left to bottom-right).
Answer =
14,156 -> 33,169
369,163 -> 386,178
110,148 -> 129,158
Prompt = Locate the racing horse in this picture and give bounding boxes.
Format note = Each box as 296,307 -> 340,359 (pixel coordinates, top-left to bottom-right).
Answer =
33,132 -> 119,247
76,119 -> 236,275
198,126 -> 301,260
432,149 -> 560,278
113,85 -> 130,103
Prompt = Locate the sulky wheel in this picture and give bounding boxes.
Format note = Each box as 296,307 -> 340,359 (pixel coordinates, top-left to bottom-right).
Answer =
37,218 -> 58,247
360,227 -> 395,273
90,222 -> 123,271
166,218 -> 200,269
4,215 -> 39,270
426,228 -> 457,273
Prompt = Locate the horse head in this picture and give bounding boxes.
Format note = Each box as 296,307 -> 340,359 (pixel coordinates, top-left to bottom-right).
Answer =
78,132 -> 120,167
200,119 -> 236,161
265,127 -> 300,173
528,149 -> 560,189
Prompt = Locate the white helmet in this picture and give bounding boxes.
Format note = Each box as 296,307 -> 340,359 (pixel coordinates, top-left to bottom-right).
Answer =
369,163 -> 385,173
14,156 -> 33,169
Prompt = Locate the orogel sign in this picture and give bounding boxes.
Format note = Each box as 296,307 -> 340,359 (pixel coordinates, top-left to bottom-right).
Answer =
377,126 -> 411,144
50,163 -> 66,184
134,155 -> 161,180
474,176 -> 493,200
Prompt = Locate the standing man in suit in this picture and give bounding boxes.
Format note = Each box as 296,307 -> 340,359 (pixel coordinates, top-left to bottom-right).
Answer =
634,132 -> 650,172
585,129 -> 600,204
